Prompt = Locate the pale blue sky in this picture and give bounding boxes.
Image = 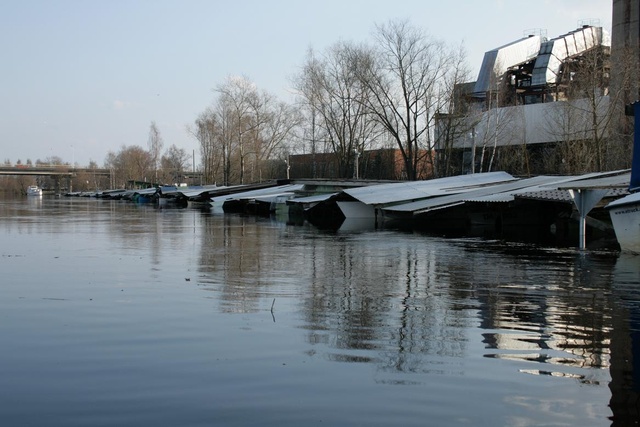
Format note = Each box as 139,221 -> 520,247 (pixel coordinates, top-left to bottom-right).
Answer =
0,0 -> 612,167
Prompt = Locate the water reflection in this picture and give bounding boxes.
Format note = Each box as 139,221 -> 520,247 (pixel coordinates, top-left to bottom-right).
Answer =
609,253 -> 640,425
1,197 -> 638,426
196,214 -> 618,383
477,251 -> 613,383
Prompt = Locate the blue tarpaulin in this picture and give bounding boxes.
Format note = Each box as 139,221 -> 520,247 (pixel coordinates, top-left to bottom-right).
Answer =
631,102 -> 640,192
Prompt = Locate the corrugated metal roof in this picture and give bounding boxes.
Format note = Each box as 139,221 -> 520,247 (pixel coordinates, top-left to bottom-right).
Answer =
607,191 -> 640,209
343,172 -> 516,206
383,175 -> 563,214
514,171 -> 629,203
134,187 -> 158,195
177,185 -> 220,198
211,184 -> 304,203
240,191 -> 299,203
516,187 -> 627,203
516,189 -> 574,202
554,170 -> 630,189
287,193 -> 336,205
383,172 -> 630,214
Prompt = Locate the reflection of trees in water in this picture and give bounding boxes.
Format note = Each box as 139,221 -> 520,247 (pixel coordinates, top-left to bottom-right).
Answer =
5,200 -> 624,385
194,214 -> 621,385
302,236 -> 617,378
1,197 -> 88,235
198,215 -> 292,314
108,204 -> 197,272
303,235 -> 471,374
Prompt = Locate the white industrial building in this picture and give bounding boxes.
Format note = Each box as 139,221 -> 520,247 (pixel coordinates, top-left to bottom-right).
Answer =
437,25 -> 612,175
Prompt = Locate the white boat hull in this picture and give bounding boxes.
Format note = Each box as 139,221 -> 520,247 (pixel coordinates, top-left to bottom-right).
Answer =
608,193 -> 640,254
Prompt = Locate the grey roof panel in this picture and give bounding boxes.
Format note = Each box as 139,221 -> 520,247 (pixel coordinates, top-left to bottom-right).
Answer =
343,172 -> 516,206
554,171 -> 630,189
287,193 -> 337,204
383,172 -> 629,215
210,184 -> 304,202
383,175 -> 562,214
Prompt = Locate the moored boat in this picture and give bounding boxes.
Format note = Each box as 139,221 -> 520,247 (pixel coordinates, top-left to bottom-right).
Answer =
607,101 -> 640,254
607,192 -> 640,254
26,185 -> 42,197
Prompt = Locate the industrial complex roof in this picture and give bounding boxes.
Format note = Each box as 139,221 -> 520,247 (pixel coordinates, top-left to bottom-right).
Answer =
473,36 -> 542,95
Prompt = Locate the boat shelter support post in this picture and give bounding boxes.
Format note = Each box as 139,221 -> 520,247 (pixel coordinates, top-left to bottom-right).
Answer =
568,188 -> 608,250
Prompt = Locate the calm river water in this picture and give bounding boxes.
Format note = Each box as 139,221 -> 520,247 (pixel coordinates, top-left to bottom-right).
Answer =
1,197 -> 639,426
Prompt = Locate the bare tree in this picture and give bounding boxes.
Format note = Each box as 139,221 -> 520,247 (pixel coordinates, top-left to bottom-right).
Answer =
192,76 -> 298,185
105,145 -> 152,188
216,76 -> 259,184
192,96 -> 238,186
192,109 -> 221,184
545,45 -> 616,174
246,90 -> 300,181
356,20 -> 454,180
148,121 -> 164,182
36,156 -> 64,166
433,42 -> 472,177
160,144 -> 190,184
295,43 -> 380,178
294,48 -> 332,178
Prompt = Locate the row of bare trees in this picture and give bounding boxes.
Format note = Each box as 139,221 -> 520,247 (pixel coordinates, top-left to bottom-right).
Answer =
192,20 -> 470,183
104,122 -> 191,188
192,77 -> 300,185
16,17 -> 465,189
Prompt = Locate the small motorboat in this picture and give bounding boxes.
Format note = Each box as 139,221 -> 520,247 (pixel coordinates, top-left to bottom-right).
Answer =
26,185 -> 43,197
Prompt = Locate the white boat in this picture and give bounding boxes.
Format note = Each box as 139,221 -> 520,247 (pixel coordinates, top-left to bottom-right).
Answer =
607,101 -> 640,254
607,192 -> 640,254
26,185 -> 42,197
